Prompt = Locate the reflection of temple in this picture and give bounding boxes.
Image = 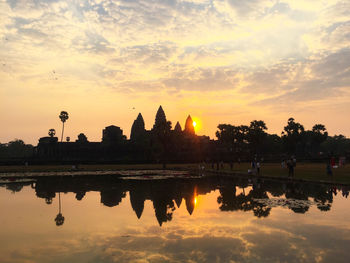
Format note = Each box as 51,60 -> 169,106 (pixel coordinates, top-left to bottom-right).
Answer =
35,106 -> 212,163
1,175 -> 347,226
30,175 -> 213,226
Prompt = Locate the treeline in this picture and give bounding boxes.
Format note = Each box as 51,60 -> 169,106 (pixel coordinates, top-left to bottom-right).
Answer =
0,139 -> 34,159
216,118 -> 350,160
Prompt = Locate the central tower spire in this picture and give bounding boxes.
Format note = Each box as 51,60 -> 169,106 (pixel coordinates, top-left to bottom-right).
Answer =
184,115 -> 195,134
153,105 -> 167,129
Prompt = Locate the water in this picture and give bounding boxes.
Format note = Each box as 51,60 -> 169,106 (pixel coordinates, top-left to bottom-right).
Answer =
1,173 -> 350,263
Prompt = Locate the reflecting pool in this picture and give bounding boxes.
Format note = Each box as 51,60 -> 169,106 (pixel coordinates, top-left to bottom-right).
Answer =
1,173 -> 350,263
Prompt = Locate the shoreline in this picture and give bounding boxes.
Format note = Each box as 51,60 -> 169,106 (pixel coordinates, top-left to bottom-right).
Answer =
0,162 -> 349,186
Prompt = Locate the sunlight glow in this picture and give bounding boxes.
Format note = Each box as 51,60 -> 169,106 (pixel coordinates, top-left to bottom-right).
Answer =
191,118 -> 202,134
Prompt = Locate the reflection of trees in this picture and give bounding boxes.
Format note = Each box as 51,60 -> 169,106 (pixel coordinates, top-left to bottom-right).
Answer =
75,191 -> 86,201
216,179 -> 339,217
217,184 -> 271,218
7,173 -> 342,226
6,183 -> 24,193
2,180 -> 33,193
55,213 -> 64,226
248,187 -> 271,218
285,183 -> 310,214
312,185 -> 333,212
55,193 -> 64,226
45,197 -> 53,204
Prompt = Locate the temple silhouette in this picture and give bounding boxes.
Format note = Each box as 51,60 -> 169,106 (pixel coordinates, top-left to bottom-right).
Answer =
35,106 -> 212,163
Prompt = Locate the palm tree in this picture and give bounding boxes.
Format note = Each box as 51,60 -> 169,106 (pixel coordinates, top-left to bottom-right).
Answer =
48,129 -> 56,137
59,111 -> 69,142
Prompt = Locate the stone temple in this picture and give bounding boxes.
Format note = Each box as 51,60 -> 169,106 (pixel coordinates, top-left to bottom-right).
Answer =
36,105 -> 212,163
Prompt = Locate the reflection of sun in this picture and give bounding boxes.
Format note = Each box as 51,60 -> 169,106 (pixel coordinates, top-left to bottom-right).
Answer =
193,121 -> 197,127
194,197 -> 197,206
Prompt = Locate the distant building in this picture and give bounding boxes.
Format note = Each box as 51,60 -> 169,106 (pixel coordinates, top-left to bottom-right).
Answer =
102,125 -> 125,144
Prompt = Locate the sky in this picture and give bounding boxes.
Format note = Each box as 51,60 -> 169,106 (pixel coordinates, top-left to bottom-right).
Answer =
0,0 -> 349,144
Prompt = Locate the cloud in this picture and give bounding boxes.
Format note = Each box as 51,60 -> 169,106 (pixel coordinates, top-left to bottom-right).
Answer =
1,0 -> 350,141
251,48 -> 350,109
4,221 -> 350,263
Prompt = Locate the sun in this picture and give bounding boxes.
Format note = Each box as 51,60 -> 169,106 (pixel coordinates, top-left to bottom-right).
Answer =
193,121 -> 197,127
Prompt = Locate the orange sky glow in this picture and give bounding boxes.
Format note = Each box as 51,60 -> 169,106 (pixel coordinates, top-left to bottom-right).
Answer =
1,0 -> 349,144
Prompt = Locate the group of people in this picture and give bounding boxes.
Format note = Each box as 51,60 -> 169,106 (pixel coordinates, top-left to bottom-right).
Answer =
250,159 -> 261,175
281,157 -> 297,177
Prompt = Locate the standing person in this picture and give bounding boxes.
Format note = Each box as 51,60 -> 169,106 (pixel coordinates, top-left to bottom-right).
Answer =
251,160 -> 256,174
287,159 -> 294,177
326,161 -> 333,176
256,162 -> 261,175
331,156 -> 336,167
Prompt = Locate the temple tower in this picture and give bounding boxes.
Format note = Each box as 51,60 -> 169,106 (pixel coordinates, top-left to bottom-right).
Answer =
153,105 -> 167,129
184,115 -> 195,135
174,121 -> 182,133
130,113 -> 146,141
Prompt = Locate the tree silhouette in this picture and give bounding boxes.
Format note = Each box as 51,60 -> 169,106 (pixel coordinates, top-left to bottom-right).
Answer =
216,124 -> 249,158
304,124 -> 328,156
311,124 -> 328,148
248,120 -> 267,155
48,129 -> 56,137
282,117 -> 304,154
59,111 -> 69,142
77,133 -> 88,143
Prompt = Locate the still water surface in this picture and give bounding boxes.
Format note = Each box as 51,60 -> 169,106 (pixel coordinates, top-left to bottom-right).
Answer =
1,173 -> 350,263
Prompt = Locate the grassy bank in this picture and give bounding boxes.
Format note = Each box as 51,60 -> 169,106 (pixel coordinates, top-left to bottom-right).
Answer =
0,163 -> 198,173
204,162 -> 350,185
1,162 -> 349,184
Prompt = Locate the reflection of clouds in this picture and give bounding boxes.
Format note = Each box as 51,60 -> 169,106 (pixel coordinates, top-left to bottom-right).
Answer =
5,220 -> 350,263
